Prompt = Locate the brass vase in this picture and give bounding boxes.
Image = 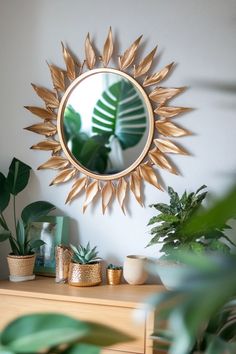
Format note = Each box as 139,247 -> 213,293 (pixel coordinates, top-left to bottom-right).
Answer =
7,254 -> 36,282
106,269 -> 123,285
68,262 -> 102,287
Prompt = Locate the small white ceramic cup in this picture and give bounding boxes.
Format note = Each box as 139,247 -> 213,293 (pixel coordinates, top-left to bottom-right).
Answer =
123,255 -> 148,285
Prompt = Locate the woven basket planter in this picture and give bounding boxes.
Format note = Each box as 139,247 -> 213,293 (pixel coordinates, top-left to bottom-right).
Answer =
7,254 -> 36,282
68,262 -> 102,287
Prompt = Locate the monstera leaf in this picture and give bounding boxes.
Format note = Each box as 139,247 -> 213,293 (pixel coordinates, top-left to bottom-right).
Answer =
92,79 -> 147,149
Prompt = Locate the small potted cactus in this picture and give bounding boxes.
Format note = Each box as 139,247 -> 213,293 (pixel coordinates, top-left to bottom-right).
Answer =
68,242 -> 102,287
106,264 -> 123,285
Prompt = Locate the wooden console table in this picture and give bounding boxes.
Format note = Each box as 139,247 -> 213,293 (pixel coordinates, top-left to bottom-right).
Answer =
0,277 -> 165,354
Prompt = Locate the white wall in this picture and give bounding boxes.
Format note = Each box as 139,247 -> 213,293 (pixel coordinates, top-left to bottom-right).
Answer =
0,0 -> 236,279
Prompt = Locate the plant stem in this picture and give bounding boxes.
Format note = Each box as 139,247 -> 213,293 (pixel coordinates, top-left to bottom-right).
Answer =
13,195 -> 17,237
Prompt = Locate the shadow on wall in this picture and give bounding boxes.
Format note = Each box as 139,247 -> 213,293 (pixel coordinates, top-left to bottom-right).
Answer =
190,79 -> 236,109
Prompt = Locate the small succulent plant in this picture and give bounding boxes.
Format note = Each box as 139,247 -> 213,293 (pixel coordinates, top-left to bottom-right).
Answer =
107,264 -> 123,270
70,242 -> 101,264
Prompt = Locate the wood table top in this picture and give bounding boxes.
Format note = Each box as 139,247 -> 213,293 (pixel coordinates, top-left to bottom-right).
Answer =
0,277 -> 164,308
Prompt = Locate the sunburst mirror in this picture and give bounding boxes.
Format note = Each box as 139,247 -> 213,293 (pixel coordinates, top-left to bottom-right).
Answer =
25,28 -> 191,214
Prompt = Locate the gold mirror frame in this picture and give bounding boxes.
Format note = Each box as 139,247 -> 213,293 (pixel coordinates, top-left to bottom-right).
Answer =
25,28 -> 191,214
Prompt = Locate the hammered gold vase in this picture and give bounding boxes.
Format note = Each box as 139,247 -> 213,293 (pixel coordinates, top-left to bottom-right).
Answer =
68,262 -> 102,287
106,269 -> 123,285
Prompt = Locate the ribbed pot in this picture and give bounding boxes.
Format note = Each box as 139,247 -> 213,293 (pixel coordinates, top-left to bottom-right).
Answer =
106,269 -> 122,285
68,262 -> 102,287
7,254 -> 36,277
123,255 -> 148,285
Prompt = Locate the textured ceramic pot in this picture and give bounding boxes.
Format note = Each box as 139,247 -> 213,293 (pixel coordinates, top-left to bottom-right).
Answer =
68,262 -> 102,287
7,254 -> 36,282
123,255 -> 148,285
106,269 -> 122,285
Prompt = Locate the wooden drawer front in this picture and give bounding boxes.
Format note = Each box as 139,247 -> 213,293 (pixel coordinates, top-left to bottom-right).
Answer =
0,295 -> 145,353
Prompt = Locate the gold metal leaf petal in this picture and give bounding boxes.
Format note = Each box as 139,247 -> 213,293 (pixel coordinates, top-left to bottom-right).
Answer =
138,164 -> 162,190
61,42 -> 76,81
118,35 -> 142,70
85,33 -> 96,70
38,156 -> 70,170
155,106 -> 191,118
133,46 -> 157,78
149,148 -> 177,175
143,62 -> 174,87
102,27 -> 113,67
30,140 -> 61,153
66,176 -> 88,204
130,171 -> 143,206
154,139 -> 188,155
116,178 -> 128,214
50,167 -> 77,186
149,87 -> 186,104
83,180 -> 100,213
24,106 -> 56,120
101,181 -> 114,214
24,122 -> 57,137
31,84 -> 59,109
156,120 -> 189,137
47,63 -> 65,92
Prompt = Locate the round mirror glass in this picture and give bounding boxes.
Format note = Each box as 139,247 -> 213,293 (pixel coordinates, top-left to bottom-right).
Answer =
61,71 -> 150,176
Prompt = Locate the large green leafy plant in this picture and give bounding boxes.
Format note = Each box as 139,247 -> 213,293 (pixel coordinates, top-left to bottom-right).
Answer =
147,185 -> 233,259
0,158 -> 55,255
147,184 -> 236,354
0,312 -> 132,353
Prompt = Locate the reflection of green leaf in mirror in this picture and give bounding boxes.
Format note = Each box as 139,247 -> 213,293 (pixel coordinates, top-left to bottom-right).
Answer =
92,79 -> 147,150
63,105 -> 110,174
63,104 -> 82,142
76,134 -> 111,174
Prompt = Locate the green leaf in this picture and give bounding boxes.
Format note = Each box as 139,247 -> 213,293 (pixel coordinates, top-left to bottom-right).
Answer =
63,104 -> 82,138
29,239 -> 45,252
0,172 -> 10,213
1,313 -> 90,352
64,343 -> 100,354
6,158 -> 31,196
150,203 -> 171,214
92,78 -> 147,149
206,335 -> 236,354
21,201 -> 56,225
77,134 -> 111,174
195,184 -> 207,194
183,185 -> 236,235
0,224 -> 10,242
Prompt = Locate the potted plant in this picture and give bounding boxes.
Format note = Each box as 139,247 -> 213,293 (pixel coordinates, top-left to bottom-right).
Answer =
106,264 -> 123,285
147,185 -> 234,287
68,242 -> 102,286
147,184 -> 236,353
0,158 -> 55,281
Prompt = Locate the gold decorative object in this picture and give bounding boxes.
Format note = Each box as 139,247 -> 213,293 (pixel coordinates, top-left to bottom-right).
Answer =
68,262 -> 102,287
55,245 -> 72,283
106,269 -> 123,285
25,28 -> 191,213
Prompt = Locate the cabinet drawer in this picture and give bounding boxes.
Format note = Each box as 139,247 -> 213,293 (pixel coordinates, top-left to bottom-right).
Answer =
0,295 -> 145,353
